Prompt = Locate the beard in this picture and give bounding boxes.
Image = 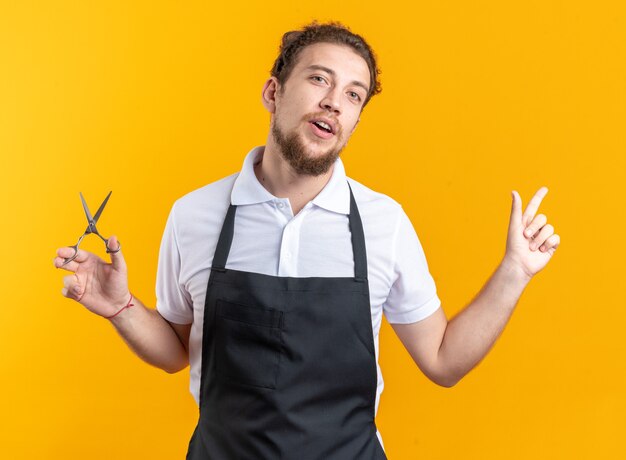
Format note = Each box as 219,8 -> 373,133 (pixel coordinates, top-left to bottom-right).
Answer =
271,115 -> 345,177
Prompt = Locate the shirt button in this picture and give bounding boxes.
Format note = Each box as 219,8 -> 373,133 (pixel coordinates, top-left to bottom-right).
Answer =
284,252 -> 291,259
277,202 -> 285,209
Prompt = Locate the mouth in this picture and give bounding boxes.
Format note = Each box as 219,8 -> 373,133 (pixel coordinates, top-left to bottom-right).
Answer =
308,117 -> 338,140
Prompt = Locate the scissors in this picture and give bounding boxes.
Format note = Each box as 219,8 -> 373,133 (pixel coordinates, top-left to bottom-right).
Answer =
62,191 -> 120,266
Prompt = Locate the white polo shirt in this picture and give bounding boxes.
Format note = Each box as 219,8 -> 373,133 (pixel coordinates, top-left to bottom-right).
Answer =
156,146 -> 441,416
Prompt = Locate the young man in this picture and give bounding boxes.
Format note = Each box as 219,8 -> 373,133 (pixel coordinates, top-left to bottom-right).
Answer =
55,22 -> 560,459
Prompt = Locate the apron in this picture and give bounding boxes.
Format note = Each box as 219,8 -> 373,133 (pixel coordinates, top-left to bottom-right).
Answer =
186,184 -> 387,459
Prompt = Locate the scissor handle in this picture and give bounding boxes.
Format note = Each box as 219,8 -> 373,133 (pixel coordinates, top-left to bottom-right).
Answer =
92,232 -> 121,254
61,233 -> 87,266
61,245 -> 79,266
61,234 -> 120,266
105,239 -> 121,254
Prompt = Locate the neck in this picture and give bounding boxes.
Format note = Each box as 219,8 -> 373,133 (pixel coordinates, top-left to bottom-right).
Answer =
255,139 -> 335,215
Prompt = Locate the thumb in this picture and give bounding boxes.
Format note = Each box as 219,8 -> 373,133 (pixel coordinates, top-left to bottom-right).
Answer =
509,190 -> 523,230
106,235 -> 126,271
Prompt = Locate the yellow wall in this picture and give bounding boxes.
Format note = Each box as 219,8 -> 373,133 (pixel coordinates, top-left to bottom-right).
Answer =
1,1 -> 624,458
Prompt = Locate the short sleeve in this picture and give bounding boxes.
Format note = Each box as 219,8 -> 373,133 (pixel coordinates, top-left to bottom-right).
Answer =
383,208 -> 441,324
156,203 -> 194,324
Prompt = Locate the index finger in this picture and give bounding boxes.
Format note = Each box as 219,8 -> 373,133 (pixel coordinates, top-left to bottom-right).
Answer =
53,256 -> 79,272
55,247 -> 90,264
522,186 -> 549,226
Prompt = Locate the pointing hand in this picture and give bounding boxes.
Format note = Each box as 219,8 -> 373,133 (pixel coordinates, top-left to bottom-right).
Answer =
505,187 -> 561,279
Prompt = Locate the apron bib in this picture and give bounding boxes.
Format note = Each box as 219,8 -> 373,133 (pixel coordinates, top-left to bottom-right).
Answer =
186,185 -> 386,459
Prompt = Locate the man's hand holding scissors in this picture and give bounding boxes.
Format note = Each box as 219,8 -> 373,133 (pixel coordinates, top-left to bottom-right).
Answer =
53,192 -> 189,373
54,234 -> 131,318
53,192 -> 131,318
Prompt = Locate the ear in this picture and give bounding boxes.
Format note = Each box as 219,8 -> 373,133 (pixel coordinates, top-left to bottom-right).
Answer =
261,77 -> 281,114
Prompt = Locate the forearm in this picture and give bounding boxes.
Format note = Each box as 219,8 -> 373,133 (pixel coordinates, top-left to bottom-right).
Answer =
436,258 -> 531,386
107,296 -> 189,374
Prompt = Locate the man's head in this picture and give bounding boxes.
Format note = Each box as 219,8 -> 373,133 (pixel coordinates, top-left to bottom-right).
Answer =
262,22 -> 381,176
271,22 -> 382,107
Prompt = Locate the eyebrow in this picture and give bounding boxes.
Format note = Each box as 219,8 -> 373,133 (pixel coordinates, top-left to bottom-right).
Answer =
305,64 -> 370,94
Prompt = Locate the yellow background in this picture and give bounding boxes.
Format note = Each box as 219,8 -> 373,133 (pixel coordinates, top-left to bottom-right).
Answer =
1,1 -> 624,458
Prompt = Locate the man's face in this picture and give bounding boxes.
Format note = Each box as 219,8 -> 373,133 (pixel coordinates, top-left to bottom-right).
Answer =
267,43 -> 371,176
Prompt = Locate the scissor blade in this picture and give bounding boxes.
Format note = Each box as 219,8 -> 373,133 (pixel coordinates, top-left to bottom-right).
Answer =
92,191 -> 112,225
80,192 -> 94,225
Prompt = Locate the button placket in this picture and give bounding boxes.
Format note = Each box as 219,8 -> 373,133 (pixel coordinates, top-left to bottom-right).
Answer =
278,210 -> 306,277
274,199 -> 294,221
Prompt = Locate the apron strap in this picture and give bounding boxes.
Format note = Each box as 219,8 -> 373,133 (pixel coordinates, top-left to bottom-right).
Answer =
211,182 -> 368,281
347,183 -> 368,282
211,204 -> 236,272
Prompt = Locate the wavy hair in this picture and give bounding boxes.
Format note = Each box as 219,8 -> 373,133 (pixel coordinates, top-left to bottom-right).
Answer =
270,22 -> 382,107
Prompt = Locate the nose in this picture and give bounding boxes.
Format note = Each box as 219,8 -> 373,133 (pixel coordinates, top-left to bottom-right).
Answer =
320,88 -> 341,115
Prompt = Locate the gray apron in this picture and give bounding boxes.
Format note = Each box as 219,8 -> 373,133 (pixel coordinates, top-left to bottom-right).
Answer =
186,184 -> 387,459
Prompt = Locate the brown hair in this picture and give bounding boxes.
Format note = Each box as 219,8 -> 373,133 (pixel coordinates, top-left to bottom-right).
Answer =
270,21 -> 382,107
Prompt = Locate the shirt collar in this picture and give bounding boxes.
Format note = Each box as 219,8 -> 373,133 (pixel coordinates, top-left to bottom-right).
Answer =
231,146 -> 276,205
231,146 -> 350,215
310,155 -> 350,215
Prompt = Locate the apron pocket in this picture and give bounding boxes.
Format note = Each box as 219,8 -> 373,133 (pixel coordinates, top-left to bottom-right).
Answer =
215,299 -> 283,389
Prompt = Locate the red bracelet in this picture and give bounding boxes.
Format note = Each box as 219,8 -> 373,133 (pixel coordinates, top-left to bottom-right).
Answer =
105,293 -> 134,319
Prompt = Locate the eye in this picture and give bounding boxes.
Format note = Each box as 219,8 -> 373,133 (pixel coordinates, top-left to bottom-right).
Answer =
311,75 -> 327,84
348,91 -> 362,102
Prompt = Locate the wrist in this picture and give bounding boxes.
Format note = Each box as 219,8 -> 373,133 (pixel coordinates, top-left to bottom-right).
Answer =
105,293 -> 134,320
500,256 -> 533,285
